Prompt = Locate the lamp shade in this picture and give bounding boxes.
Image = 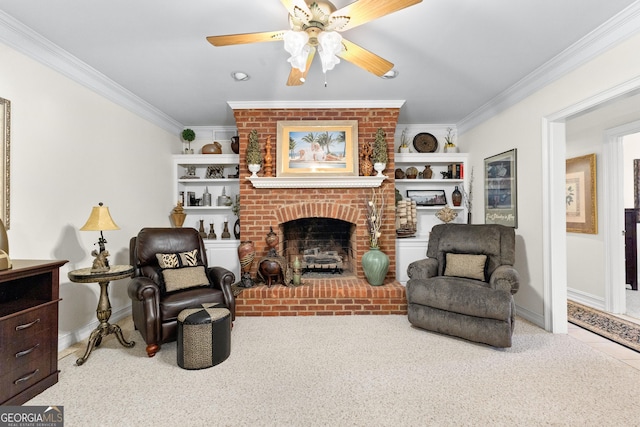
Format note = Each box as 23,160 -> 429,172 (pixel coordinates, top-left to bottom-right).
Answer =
80,202 -> 120,231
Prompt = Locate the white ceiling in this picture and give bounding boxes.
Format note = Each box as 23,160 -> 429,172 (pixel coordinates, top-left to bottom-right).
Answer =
0,0 -> 637,128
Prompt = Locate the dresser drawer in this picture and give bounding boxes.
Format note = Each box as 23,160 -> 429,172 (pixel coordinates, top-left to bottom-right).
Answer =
0,302 -> 57,343
0,328 -> 52,371
0,357 -> 52,404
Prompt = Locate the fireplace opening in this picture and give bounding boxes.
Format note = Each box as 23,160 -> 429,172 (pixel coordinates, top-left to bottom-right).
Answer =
283,218 -> 355,277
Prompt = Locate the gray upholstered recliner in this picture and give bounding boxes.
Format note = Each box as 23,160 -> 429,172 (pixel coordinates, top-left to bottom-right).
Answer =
406,223 -> 520,348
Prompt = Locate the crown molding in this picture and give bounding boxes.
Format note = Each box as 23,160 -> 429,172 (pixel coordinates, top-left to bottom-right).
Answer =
0,11 -> 183,134
457,2 -> 640,134
227,100 -> 405,110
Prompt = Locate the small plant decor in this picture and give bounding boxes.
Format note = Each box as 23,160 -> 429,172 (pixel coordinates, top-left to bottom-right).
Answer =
246,130 -> 262,165
372,128 -> 388,164
398,128 -> 409,152
181,128 -> 196,153
444,127 -> 456,149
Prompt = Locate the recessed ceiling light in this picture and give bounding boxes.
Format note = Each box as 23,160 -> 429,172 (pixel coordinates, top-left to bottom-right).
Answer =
381,70 -> 399,79
231,71 -> 250,81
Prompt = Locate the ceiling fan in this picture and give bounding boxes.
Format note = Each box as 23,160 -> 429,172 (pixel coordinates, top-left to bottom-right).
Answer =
206,0 -> 423,86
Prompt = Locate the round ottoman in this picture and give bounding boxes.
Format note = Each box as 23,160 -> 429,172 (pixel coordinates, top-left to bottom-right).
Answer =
177,304 -> 231,370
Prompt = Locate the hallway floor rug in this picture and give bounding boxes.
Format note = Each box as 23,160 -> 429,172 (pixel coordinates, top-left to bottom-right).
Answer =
568,300 -> 640,352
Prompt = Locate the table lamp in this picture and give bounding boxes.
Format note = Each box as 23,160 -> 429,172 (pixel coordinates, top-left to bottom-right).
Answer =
80,202 -> 120,272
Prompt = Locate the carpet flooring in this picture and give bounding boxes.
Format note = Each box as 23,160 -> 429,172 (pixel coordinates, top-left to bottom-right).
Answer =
26,315 -> 640,426
568,300 -> 640,352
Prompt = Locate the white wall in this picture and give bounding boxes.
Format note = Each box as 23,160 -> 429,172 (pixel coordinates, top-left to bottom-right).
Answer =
0,42 -> 178,348
564,123 -> 606,302
458,31 -> 640,325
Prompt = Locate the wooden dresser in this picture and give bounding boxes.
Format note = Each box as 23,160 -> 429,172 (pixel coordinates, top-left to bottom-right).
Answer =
0,259 -> 67,405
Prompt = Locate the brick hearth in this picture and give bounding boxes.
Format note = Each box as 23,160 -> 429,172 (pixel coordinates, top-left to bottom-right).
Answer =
235,278 -> 407,316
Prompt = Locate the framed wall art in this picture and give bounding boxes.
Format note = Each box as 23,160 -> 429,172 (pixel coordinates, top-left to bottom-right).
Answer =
407,189 -> 447,206
276,120 -> 358,177
484,149 -> 517,228
0,97 -> 9,228
566,153 -> 597,234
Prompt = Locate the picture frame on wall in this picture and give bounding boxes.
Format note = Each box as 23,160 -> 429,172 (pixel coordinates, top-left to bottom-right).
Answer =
566,153 -> 597,234
407,189 -> 447,206
276,120 -> 358,177
484,149 -> 517,228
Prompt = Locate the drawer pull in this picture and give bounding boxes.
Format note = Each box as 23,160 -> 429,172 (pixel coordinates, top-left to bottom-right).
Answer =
13,369 -> 39,385
15,318 -> 40,331
15,343 -> 40,358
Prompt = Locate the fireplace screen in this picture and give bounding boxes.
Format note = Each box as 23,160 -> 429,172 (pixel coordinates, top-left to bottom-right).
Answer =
283,218 -> 354,275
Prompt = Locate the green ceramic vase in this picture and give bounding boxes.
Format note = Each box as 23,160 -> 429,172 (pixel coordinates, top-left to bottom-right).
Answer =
361,247 -> 389,286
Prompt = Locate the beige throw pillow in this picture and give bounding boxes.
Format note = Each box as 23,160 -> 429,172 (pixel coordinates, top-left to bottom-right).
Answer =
444,253 -> 487,281
161,266 -> 210,293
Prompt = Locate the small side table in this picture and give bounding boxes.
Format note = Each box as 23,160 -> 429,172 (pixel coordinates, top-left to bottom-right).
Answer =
68,264 -> 135,365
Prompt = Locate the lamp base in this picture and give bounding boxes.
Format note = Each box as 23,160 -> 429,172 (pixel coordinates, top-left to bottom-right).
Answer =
0,250 -> 12,270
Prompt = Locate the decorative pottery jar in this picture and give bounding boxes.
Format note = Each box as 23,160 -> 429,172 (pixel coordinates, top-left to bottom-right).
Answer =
202,141 -> 222,154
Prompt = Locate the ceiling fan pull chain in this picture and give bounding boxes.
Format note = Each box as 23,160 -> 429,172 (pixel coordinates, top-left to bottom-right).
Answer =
324,72 -> 328,88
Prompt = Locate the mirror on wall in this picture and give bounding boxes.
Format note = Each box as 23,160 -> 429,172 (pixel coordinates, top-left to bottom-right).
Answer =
0,97 -> 9,229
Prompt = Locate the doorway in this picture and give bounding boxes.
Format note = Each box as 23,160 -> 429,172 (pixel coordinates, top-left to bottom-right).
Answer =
543,81 -> 640,333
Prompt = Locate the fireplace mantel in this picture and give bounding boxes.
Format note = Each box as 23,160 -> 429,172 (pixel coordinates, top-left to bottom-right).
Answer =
248,176 -> 387,188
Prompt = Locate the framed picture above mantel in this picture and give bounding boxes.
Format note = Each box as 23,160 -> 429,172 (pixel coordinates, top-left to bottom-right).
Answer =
276,120 -> 358,177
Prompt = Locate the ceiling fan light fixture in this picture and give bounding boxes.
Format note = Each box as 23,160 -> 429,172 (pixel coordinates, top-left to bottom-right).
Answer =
231,71 -> 250,81
283,31 -> 311,72
381,70 -> 399,79
317,31 -> 343,73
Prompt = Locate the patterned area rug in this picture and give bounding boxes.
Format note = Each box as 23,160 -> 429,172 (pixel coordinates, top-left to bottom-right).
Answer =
568,300 -> 640,352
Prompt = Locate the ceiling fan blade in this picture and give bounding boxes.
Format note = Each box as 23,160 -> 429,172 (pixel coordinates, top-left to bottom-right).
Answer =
287,48 -> 316,86
338,39 -> 393,77
280,0 -> 311,17
333,0 -> 423,31
206,31 -> 285,47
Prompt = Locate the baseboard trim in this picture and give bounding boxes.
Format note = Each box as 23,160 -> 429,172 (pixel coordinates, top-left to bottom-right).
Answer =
57,305 -> 131,352
515,304 -> 544,329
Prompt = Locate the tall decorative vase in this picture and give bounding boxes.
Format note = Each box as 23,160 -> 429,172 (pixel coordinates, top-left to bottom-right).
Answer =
361,247 -> 389,286
452,186 -> 462,207
238,240 -> 256,288
170,202 -> 186,228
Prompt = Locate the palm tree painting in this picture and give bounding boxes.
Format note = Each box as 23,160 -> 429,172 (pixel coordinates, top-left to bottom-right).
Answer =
288,130 -> 347,169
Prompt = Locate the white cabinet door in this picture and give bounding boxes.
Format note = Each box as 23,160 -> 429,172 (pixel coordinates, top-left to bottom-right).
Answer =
205,240 -> 240,282
396,237 -> 429,285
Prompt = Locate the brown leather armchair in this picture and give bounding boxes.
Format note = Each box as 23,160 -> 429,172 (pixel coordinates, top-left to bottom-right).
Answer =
127,227 -> 235,357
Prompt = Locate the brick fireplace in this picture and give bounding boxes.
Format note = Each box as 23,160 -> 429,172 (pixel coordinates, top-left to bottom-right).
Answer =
232,102 -> 407,316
